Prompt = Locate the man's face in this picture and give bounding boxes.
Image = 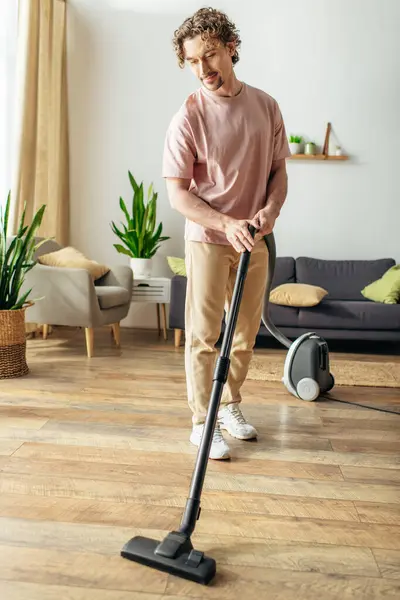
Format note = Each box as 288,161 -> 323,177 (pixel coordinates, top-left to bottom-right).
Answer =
183,35 -> 235,91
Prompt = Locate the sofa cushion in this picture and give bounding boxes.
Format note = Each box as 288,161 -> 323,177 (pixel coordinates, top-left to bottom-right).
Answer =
167,256 -> 186,276
361,265 -> 400,304
38,246 -> 110,281
268,304 -> 299,327
270,283 -> 328,307
95,286 -> 130,310
272,257 -> 296,287
298,300 -> 400,330
296,257 -> 396,301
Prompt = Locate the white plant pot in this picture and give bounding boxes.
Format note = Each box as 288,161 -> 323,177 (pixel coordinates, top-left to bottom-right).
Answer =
130,257 -> 153,278
289,142 -> 301,155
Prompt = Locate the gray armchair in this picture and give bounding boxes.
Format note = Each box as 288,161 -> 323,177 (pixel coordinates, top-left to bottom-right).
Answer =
17,238 -> 133,357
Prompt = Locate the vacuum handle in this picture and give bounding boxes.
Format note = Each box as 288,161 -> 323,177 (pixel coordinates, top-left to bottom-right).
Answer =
237,224 -> 257,276
248,224 -> 257,237
220,224 -> 256,357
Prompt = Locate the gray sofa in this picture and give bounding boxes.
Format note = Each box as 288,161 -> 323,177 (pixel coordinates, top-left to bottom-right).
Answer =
169,256 -> 400,345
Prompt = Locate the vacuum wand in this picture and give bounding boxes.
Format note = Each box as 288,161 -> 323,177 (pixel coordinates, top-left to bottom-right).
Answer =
179,226 -> 255,537
120,224 -> 257,585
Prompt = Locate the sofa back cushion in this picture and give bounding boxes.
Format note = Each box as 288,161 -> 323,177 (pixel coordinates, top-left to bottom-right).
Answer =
272,257 -> 296,288
295,257 -> 396,300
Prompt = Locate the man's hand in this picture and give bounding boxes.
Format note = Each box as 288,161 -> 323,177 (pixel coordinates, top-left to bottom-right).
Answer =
250,207 -> 277,239
223,218 -> 255,253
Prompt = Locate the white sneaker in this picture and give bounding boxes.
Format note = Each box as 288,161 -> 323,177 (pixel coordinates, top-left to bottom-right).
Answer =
190,422 -> 231,460
218,403 -> 257,440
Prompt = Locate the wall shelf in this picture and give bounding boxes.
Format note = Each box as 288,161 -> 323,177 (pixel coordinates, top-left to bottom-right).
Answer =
289,154 -> 349,161
288,122 -> 349,162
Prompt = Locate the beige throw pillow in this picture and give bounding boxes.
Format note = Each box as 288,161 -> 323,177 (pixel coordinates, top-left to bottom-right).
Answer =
270,283 -> 328,307
38,246 -> 110,281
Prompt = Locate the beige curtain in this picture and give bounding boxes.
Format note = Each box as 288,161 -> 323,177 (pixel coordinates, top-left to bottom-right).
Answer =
11,0 -> 69,245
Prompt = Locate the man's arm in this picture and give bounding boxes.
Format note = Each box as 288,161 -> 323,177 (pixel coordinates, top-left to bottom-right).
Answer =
166,177 -> 228,233
166,178 -> 255,252
265,158 -> 288,219
251,159 -> 288,236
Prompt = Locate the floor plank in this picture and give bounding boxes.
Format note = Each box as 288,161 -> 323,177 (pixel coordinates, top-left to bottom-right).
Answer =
14,441 -> 400,471
0,516 -> 382,578
0,544 -> 167,594
372,548 -> 400,579
0,582 -> 164,600
0,423 -> 334,452
1,454 -> 344,482
0,440 -> 23,456
0,492 -> 360,524
355,502 -> 400,525
0,417 -> 48,430
0,326 -> 399,599
341,466 -> 400,485
165,564 -> 400,599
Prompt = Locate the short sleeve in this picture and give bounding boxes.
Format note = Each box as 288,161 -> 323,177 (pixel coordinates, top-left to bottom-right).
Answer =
162,112 -> 196,179
273,102 -> 291,161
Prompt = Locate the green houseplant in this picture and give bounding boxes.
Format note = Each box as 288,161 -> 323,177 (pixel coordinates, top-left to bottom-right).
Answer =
111,171 -> 169,278
288,135 -> 303,155
0,192 -> 47,378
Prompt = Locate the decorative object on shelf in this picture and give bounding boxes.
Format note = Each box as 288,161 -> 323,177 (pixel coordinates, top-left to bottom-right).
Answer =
335,145 -> 342,156
111,171 -> 170,278
0,192 -> 47,379
304,141 -> 316,155
288,135 -> 303,155
288,122 -> 349,161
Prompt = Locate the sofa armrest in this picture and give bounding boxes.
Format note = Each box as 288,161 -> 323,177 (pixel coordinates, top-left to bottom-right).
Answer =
23,264 -> 101,327
96,265 -> 133,295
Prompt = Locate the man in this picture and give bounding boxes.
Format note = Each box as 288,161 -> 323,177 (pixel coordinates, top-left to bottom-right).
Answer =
163,7 -> 290,460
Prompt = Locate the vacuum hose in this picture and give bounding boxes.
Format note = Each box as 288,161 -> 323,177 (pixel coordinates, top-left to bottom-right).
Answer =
261,232 -> 292,350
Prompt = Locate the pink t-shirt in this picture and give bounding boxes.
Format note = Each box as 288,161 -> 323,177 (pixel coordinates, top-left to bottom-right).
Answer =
162,82 -> 290,245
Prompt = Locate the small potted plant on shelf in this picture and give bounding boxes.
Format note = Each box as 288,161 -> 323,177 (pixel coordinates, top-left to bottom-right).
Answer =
0,192 -> 47,379
305,141 -> 316,155
111,171 -> 170,278
288,135 -> 303,155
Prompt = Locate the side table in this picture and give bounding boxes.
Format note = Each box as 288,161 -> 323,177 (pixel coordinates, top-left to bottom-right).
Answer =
132,277 -> 171,340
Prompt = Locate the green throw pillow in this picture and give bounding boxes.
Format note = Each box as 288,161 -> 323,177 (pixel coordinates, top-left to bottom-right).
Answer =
167,256 -> 186,276
361,265 -> 400,304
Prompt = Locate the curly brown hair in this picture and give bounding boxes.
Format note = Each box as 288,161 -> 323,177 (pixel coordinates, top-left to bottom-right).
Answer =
172,7 -> 241,69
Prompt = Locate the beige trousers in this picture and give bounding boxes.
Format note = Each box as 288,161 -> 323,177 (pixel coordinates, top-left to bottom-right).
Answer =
184,239 -> 269,424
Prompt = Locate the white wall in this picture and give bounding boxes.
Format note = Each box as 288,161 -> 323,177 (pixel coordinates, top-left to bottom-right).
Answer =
66,0 -> 400,328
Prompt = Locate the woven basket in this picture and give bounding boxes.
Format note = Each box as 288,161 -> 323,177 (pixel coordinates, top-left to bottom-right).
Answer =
0,305 -> 31,379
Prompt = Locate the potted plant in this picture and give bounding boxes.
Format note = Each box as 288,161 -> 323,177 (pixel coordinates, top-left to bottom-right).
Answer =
305,141 -> 316,155
111,171 -> 170,278
288,135 -> 303,155
0,192 -> 46,379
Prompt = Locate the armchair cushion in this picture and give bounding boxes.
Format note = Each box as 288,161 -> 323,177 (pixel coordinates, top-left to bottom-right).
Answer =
38,246 -> 109,281
95,286 -> 131,310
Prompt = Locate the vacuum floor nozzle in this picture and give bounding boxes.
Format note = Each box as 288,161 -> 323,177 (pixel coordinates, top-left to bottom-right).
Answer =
121,535 -> 216,585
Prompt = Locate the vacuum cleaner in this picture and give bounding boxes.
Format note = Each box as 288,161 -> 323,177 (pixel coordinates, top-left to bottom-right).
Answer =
120,225 -> 335,585
261,231 -> 335,401
120,223 -> 399,585
121,225 -> 259,585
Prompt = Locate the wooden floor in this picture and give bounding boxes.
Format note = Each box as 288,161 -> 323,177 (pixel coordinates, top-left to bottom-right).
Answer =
1,326 -> 400,599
